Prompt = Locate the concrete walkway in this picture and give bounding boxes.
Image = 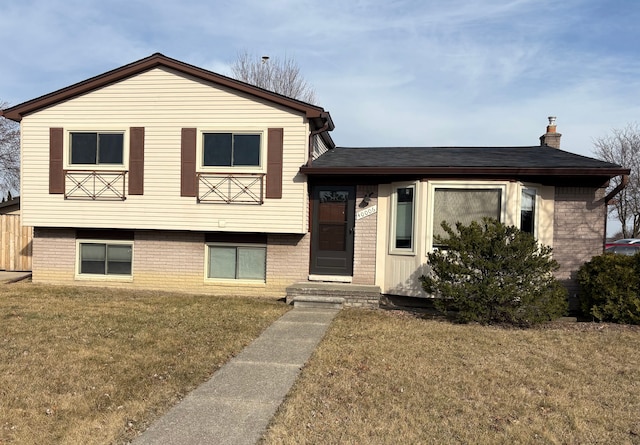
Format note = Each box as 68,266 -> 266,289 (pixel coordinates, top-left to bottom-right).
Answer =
133,307 -> 339,445
0,271 -> 31,283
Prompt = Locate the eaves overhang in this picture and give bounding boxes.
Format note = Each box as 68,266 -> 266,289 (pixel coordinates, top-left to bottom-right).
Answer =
1,53 -> 333,127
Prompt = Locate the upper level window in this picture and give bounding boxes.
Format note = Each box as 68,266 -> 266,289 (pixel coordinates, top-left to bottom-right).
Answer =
70,132 -> 124,165
520,188 -> 536,235
203,133 -> 261,167
432,187 -> 502,246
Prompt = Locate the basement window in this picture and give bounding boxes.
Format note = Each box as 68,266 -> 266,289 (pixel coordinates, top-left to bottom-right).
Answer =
207,244 -> 266,281
77,242 -> 132,276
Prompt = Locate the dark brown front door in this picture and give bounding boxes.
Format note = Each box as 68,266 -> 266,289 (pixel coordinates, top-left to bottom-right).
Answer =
310,186 -> 355,276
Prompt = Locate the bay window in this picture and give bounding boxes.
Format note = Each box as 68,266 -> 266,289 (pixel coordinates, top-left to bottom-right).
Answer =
432,187 -> 502,246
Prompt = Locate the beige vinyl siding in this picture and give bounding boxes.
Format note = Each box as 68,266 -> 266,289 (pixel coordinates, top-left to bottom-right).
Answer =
21,67 -> 310,234
312,133 -> 330,160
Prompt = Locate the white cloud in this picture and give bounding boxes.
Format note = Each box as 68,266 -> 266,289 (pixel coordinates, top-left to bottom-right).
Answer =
1,0 -> 638,163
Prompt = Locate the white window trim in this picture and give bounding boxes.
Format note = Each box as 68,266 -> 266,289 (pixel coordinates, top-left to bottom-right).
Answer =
64,129 -> 129,171
389,182 -> 417,256
197,129 -> 266,174
518,184 -> 539,238
426,181 -> 508,251
75,239 -> 134,281
204,242 -> 267,284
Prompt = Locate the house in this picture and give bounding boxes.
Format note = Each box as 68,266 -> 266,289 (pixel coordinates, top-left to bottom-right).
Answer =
1,54 -> 629,309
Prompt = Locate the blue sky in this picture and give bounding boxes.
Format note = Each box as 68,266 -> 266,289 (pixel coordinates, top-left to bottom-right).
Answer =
2,0 -> 640,157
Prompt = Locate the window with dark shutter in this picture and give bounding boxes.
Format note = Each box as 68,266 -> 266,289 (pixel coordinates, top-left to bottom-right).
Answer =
49,128 -> 64,194
181,128 -> 197,197
128,127 -> 145,195
266,128 -> 283,199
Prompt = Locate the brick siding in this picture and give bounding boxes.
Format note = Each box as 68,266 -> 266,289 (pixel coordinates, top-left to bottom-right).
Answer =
553,186 -> 606,309
353,185 -> 378,285
31,228 -> 310,298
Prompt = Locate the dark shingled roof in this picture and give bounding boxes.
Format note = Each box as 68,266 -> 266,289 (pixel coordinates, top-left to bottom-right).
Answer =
310,146 -> 620,169
300,146 -> 628,184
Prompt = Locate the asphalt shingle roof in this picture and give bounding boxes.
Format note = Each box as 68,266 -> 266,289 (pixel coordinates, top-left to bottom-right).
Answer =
310,146 -> 621,170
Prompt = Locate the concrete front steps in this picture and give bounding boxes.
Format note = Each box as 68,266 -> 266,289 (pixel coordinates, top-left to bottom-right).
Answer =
286,282 -> 381,309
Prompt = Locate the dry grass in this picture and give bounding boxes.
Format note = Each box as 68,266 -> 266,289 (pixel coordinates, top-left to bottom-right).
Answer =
0,282 -> 289,445
263,309 -> 640,445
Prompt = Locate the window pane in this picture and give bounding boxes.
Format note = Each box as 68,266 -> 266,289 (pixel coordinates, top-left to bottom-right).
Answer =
237,247 -> 266,280
209,246 -> 237,278
106,244 -> 132,275
395,187 -> 414,249
521,189 -> 536,234
233,134 -> 260,166
433,189 -> 501,243
203,133 -> 232,166
80,243 -> 105,274
98,133 -> 124,164
71,133 -> 97,164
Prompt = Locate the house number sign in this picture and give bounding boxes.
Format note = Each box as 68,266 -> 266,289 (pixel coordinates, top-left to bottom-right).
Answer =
356,205 -> 377,220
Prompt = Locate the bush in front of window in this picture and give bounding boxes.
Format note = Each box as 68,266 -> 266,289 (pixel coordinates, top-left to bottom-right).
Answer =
577,253 -> 640,324
421,218 -> 568,327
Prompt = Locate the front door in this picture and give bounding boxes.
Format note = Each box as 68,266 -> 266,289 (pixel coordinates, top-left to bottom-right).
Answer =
310,186 -> 355,276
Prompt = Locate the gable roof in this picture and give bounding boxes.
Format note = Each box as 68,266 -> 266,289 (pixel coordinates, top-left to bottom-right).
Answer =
301,146 -> 628,184
1,52 -> 334,134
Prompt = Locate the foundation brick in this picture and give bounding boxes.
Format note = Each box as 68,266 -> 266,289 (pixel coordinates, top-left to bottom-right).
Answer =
31,228 -> 311,299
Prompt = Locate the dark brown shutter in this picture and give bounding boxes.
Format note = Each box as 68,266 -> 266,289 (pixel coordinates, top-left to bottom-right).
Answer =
49,128 -> 64,194
128,127 -> 145,195
266,128 -> 283,199
181,128 -> 197,197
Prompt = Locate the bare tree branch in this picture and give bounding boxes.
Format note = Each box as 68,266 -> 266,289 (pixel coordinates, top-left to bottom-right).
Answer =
230,51 -> 317,104
0,101 -> 20,198
593,123 -> 640,237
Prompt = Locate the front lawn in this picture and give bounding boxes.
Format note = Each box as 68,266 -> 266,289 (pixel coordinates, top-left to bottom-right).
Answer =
263,309 -> 640,444
0,283 -> 288,444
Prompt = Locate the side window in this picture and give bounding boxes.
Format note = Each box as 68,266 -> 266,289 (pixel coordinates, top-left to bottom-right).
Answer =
520,188 -> 537,235
391,185 -> 415,252
70,132 -> 124,165
203,133 -> 261,167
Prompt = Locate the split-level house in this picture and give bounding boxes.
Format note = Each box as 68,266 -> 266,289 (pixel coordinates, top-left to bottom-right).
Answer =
1,54 -> 629,309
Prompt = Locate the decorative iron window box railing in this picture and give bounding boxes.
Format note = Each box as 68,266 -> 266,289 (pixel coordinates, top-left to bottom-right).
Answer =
64,170 -> 127,200
197,173 -> 265,204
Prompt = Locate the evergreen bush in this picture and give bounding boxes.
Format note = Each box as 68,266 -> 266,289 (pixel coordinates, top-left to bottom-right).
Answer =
421,218 -> 567,326
577,253 -> 640,324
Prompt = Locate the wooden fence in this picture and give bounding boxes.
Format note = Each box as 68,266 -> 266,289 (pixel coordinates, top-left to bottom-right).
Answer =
0,214 -> 33,271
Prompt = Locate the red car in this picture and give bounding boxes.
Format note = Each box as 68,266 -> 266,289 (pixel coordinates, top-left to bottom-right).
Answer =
605,238 -> 640,249
605,243 -> 640,256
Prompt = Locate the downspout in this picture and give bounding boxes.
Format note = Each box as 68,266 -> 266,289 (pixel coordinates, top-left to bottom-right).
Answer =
605,174 -> 629,204
307,113 -> 330,167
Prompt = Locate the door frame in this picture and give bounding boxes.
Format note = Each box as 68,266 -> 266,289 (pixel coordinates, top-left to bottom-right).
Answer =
309,185 -> 356,277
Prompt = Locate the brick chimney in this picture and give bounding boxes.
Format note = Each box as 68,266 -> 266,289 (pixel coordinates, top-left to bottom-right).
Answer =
539,116 -> 561,148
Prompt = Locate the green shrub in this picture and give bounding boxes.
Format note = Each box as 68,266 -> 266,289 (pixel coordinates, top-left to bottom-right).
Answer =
421,218 -> 567,326
577,253 -> 640,324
